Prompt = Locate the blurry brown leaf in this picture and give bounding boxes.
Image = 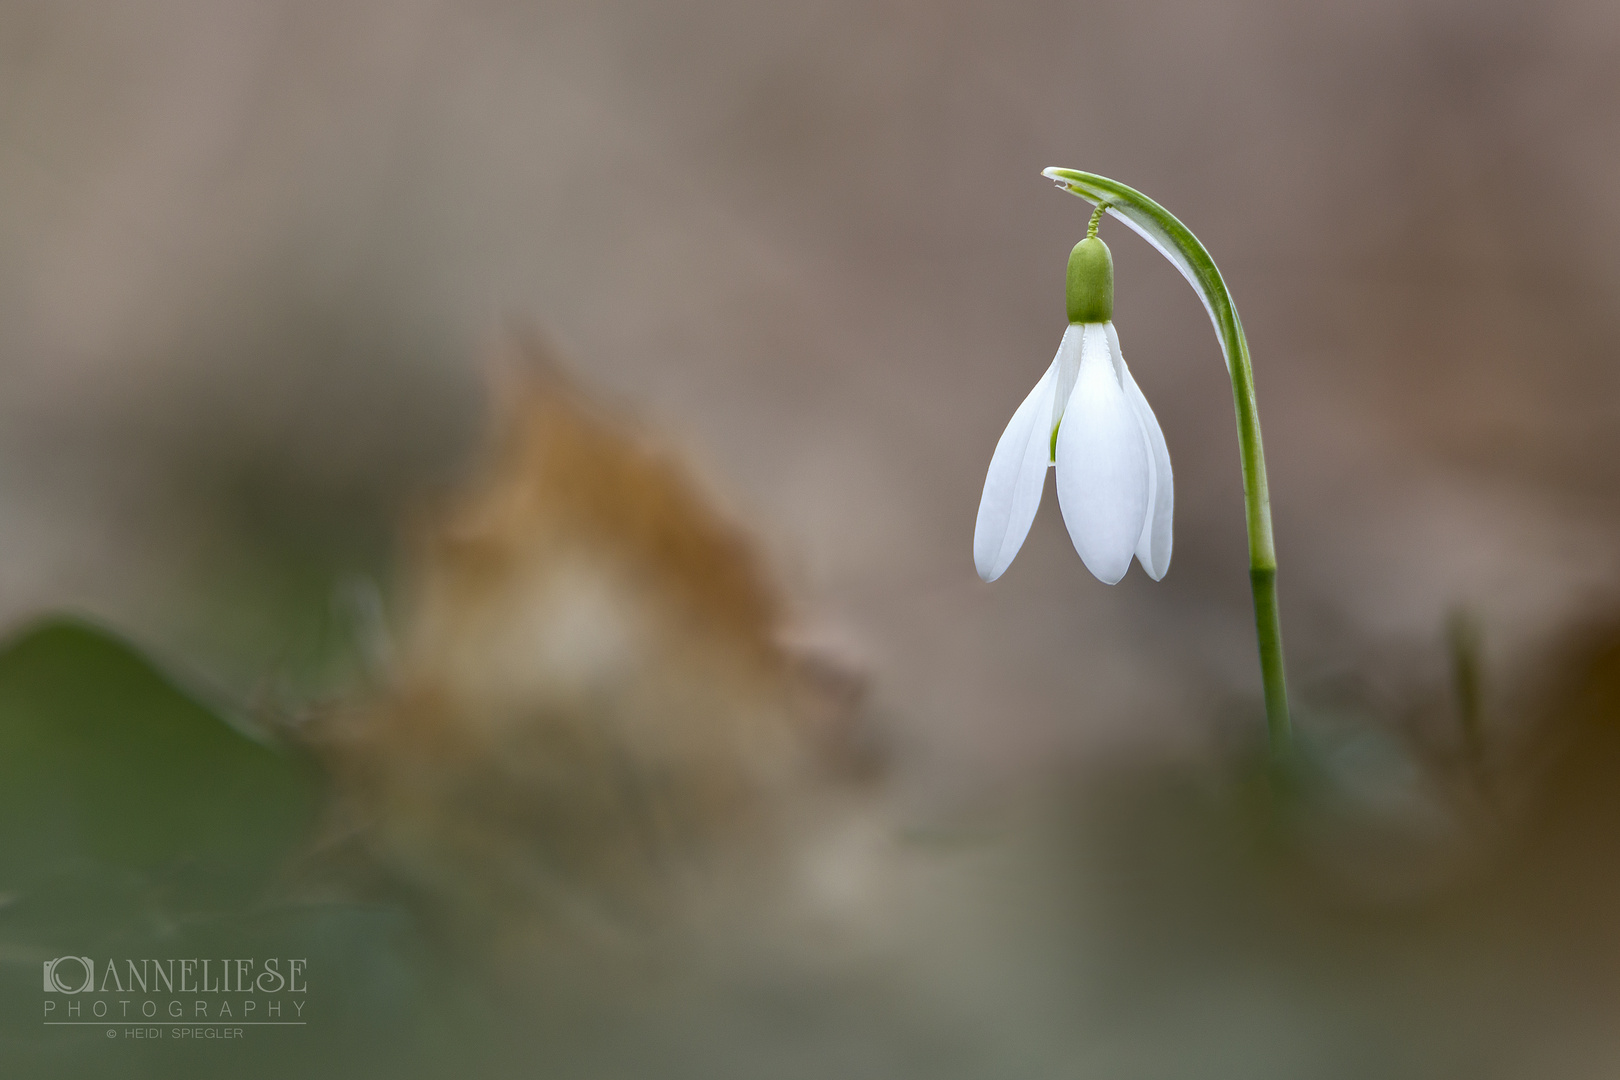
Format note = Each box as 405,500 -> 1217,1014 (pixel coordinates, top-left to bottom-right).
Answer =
303,344 -> 879,948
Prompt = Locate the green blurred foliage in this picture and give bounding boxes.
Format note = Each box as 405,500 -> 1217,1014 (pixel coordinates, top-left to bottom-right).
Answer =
0,618 -> 445,1080
0,618 -> 317,891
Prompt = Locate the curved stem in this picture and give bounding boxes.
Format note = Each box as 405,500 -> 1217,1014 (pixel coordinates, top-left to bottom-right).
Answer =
1042,168 -> 1291,761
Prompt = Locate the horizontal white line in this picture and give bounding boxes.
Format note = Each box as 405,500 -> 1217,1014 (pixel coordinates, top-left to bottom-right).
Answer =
44,1022 -> 307,1026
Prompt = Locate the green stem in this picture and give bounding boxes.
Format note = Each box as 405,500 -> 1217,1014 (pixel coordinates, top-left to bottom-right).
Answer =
1042,168 -> 1292,761
1086,202 -> 1106,239
1446,609 -> 1491,801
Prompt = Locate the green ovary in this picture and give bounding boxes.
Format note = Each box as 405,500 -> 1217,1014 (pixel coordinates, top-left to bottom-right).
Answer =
1066,237 -> 1114,324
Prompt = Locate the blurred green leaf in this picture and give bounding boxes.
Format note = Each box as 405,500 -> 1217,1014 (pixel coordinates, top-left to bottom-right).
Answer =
0,616 -> 318,894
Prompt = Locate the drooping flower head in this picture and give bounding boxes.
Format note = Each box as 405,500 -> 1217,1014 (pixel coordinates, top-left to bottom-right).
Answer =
974,219 -> 1172,585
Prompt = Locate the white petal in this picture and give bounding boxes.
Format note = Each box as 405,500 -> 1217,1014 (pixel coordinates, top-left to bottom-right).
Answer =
1054,324 -> 1150,585
1050,324 -> 1084,434
1109,324 -> 1173,580
973,359 -> 1059,582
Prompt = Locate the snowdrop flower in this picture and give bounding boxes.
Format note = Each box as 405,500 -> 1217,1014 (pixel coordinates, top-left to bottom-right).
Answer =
1031,169 -> 1290,757
973,225 -> 1172,585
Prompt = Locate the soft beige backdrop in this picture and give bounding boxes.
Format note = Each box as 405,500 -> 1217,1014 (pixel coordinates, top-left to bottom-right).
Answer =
2,0 -> 1618,798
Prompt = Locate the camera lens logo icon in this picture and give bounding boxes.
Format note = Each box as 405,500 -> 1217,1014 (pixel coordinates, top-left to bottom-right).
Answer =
43,957 -> 95,994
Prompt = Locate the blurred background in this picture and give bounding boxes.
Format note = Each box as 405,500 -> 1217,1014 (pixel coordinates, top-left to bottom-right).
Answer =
3,0 -> 1620,1076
